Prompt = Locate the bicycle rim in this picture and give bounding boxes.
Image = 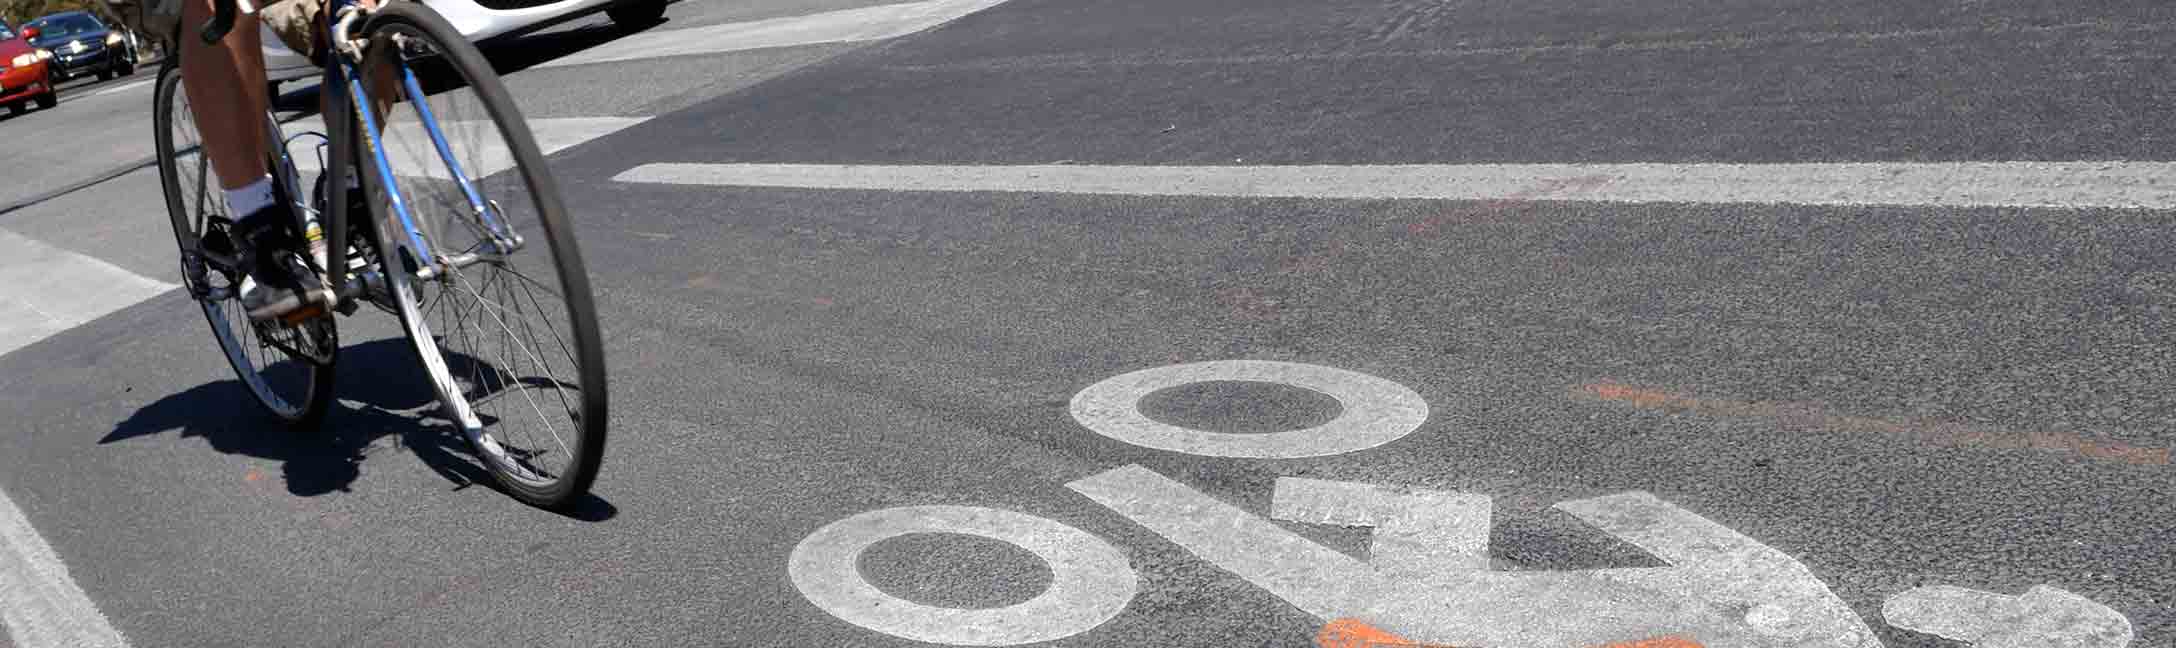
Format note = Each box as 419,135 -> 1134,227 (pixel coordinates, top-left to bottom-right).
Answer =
358,4 -> 608,507
153,61 -> 337,428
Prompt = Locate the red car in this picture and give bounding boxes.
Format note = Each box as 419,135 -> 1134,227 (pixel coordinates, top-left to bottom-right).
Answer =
0,22 -> 57,116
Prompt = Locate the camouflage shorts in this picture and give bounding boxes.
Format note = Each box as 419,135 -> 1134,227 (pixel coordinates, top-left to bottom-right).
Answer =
104,0 -> 323,57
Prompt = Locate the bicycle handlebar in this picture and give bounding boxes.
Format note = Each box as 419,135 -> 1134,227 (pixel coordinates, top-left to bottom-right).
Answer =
200,0 -> 239,44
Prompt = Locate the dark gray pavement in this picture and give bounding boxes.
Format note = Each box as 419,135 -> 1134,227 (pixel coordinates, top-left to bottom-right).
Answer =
2,0 -> 2172,646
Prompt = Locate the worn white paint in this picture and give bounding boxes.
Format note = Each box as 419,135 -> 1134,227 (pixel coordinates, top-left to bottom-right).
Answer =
0,486 -> 128,648
1554,491 -> 1880,647
537,0 -> 1015,69
89,78 -> 157,98
0,229 -> 176,358
1883,585 -> 2133,648
1271,477 -> 1491,573
1068,465 -> 1881,647
1069,361 -> 1430,459
1067,465 -> 1371,621
615,161 -> 2176,209
286,116 -> 651,179
787,505 -> 1136,646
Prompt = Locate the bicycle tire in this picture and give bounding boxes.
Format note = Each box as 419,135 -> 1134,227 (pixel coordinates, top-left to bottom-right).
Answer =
352,2 -> 608,509
152,58 -> 338,430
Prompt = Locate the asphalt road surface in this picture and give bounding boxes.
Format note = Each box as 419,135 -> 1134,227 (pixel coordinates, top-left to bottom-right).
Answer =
2,1 -> 2173,646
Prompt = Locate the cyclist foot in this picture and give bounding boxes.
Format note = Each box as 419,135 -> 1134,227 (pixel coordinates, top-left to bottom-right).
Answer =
234,205 -> 334,322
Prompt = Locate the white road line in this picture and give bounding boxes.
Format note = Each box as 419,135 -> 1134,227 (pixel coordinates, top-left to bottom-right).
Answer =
0,229 -> 176,358
90,79 -> 155,97
0,487 -> 128,648
615,161 -> 2176,209
287,116 -> 651,177
536,0 -> 1014,69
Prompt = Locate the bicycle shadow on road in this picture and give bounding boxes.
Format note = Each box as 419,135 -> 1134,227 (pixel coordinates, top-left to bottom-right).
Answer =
97,338 -> 616,522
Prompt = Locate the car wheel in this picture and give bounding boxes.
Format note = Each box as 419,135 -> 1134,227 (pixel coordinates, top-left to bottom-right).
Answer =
7,102 -> 24,116
607,0 -> 667,28
35,88 -> 56,109
98,67 -> 114,81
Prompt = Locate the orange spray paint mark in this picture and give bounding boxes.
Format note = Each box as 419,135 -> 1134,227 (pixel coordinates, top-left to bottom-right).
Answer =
243,469 -> 263,483
1575,381 -> 2173,467
1315,619 -> 1457,648
1598,637 -> 1705,648
1314,619 -> 1701,648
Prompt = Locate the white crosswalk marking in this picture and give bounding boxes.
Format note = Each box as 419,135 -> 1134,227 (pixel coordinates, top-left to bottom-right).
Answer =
615,161 -> 2176,209
287,116 -> 653,178
0,229 -> 176,358
536,0 -> 1014,69
0,485 -> 129,648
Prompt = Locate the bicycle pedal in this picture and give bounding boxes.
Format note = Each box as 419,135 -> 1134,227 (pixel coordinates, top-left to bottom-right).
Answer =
279,303 -> 329,326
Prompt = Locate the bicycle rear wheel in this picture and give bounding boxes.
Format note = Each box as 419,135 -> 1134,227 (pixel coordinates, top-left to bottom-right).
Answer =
153,59 -> 337,429
354,2 -> 608,509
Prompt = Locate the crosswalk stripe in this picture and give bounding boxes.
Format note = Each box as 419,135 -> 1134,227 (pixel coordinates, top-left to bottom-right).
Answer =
0,229 -> 176,358
614,161 -> 2176,209
286,116 -> 652,178
535,0 -> 1014,69
0,484 -> 129,648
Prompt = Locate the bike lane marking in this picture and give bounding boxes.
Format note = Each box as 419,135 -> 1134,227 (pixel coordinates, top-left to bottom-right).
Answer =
0,486 -> 128,648
1882,585 -> 2133,648
536,0 -> 1016,70
1070,360 -> 1429,459
788,505 -> 1136,647
1067,465 -> 1882,647
785,360 -> 2143,645
615,161 -> 2176,209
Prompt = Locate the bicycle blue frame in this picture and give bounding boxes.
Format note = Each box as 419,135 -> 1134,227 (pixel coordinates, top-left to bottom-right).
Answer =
323,0 -> 514,275
397,65 -> 517,246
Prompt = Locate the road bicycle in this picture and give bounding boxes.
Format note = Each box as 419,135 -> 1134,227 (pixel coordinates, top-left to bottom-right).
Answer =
152,0 -> 607,509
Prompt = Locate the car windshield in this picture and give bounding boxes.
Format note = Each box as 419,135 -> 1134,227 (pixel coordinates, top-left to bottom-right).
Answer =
29,15 -> 103,39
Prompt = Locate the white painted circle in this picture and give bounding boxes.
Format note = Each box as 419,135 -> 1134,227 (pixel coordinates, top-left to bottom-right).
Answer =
1070,360 -> 1431,458
789,505 -> 1137,646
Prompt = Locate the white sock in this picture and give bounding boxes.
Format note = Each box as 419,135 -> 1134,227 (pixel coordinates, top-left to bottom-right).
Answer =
225,176 -> 277,216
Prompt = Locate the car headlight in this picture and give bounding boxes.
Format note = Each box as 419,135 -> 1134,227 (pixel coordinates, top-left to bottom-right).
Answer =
35,49 -> 51,61
105,32 -> 123,47
10,53 -> 34,67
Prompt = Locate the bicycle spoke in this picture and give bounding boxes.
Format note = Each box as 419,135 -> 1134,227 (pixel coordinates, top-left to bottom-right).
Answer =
358,6 -> 603,505
453,268 -> 574,463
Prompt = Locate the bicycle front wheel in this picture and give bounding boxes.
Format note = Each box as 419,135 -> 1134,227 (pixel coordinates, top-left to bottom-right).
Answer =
355,2 -> 608,509
153,59 -> 337,429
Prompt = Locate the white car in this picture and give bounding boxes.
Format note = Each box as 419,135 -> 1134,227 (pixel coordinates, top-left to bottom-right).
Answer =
266,0 -> 665,81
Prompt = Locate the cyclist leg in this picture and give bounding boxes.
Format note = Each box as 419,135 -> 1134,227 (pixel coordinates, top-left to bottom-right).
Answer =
177,0 -> 273,202
169,0 -> 333,319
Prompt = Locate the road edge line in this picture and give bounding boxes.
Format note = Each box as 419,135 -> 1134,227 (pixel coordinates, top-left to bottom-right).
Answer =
0,486 -> 129,648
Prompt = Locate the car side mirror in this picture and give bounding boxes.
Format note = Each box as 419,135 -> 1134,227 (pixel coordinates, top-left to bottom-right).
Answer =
19,27 -> 37,40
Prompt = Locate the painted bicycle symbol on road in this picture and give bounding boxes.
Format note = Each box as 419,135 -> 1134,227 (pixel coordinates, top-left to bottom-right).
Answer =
785,361 -> 2135,647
